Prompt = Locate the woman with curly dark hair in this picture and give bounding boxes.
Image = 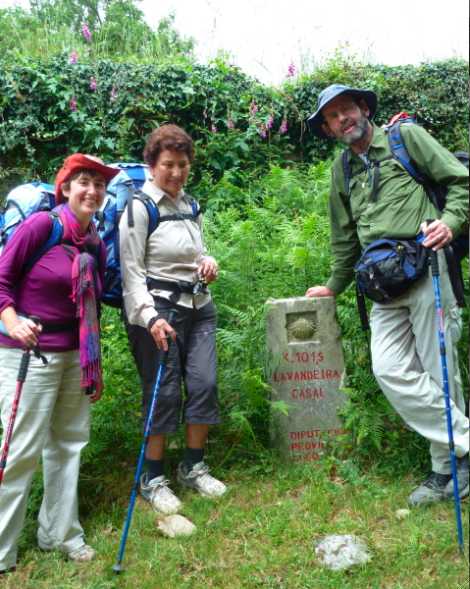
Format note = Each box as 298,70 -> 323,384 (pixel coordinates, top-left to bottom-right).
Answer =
120,124 -> 227,516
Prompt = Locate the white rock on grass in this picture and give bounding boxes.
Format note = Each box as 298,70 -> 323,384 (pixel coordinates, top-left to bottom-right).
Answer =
157,514 -> 196,538
315,534 -> 371,571
395,508 -> 411,520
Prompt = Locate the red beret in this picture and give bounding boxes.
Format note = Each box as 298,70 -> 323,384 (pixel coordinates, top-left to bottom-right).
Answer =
54,153 -> 120,204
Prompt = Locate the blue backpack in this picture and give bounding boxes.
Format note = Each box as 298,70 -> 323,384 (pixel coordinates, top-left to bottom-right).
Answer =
0,182 -> 64,271
94,163 -> 201,307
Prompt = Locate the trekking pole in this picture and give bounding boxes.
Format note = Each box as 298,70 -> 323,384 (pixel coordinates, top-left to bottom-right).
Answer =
0,316 -> 47,486
113,311 -> 176,574
429,247 -> 465,554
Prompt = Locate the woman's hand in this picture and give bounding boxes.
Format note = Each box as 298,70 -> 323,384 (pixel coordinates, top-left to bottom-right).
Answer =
88,384 -> 103,403
198,256 -> 219,284
1,308 -> 42,349
150,318 -> 177,351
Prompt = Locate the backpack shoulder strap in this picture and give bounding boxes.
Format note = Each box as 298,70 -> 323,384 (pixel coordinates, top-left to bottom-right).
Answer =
158,194 -> 201,224
188,195 -> 201,218
341,150 -> 351,195
386,119 -> 427,184
132,190 -> 160,236
23,211 -> 64,274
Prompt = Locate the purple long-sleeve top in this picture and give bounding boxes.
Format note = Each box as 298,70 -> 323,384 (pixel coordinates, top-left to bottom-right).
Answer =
0,212 -> 105,351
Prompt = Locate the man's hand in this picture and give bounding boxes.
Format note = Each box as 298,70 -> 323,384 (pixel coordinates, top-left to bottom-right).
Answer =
421,219 -> 453,251
150,318 -> 177,351
305,286 -> 336,298
198,256 -> 219,283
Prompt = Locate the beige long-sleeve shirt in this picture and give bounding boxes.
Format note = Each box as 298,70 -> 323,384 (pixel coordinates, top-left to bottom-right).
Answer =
119,180 -> 211,328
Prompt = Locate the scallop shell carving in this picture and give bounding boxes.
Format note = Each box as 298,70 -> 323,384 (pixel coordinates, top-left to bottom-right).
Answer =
288,316 -> 316,341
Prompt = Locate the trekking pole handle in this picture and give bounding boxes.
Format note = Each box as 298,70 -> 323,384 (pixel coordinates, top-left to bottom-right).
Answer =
426,219 -> 440,277
28,315 -> 48,365
167,310 -> 176,327
18,349 -> 32,383
161,310 -> 176,362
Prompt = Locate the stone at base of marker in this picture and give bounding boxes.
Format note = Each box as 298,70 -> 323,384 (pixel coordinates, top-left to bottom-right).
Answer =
157,514 -> 196,537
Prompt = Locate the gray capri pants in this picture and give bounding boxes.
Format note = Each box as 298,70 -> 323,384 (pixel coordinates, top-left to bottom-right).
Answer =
126,298 -> 220,434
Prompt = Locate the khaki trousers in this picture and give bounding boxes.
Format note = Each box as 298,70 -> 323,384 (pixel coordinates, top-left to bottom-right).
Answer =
0,348 -> 90,570
370,252 -> 469,474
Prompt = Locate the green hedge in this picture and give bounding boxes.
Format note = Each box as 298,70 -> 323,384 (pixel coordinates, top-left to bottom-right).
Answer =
0,56 -> 468,198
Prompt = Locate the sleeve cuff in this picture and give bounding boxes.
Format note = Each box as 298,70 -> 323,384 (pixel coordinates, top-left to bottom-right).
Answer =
326,276 -> 352,296
441,213 -> 463,239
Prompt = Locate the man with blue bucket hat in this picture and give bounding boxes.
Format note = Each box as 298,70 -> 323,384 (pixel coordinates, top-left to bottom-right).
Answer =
305,83 -> 469,506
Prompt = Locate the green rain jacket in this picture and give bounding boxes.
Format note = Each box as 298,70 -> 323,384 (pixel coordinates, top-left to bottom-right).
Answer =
325,123 -> 469,295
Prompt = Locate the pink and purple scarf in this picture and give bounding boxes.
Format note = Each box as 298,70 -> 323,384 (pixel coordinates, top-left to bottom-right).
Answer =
59,205 -> 104,394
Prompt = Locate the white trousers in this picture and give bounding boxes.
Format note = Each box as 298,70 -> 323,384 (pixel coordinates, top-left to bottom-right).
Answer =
371,252 -> 469,474
0,348 -> 90,570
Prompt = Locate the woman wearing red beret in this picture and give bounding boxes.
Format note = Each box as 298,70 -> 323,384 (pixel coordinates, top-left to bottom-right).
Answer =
0,154 -> 118,573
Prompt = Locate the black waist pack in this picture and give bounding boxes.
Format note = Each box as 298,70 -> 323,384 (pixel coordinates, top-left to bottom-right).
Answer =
355,238 -> 429,304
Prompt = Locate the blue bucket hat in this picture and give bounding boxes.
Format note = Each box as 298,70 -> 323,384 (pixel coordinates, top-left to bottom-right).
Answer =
307,84 -> 377,139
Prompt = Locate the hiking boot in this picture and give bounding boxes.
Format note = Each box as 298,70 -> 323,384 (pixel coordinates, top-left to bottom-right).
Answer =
140,473 -> 182,514
408,472 -> 451,506
177,461 -> 227,498
444,455 -> 469,500
68,544 -> 96,563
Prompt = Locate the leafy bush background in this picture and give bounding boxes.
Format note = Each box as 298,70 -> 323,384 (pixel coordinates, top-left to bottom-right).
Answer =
0,2 -> 468,478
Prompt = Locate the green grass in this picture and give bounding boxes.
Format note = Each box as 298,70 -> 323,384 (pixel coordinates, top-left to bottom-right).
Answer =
4,459 -> 469,589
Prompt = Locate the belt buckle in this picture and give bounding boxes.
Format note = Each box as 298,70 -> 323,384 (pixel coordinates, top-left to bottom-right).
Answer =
192,280 -> 206,295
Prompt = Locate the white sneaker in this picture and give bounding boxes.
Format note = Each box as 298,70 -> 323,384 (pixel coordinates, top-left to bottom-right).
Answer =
140,473 -> 182,514
68,544 -> 96,563
177,461 -> 227,498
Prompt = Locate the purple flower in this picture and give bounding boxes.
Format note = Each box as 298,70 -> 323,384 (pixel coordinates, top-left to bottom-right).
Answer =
287,62 -> 296,77
211,124 -> 218,133
249,101 -> 258,116
266,114 -> 274,130
227,118 -> 235,130
69,96 -> 77,111
279,118 -> 288,134
82,23 -> 92,42
69,51 -> 78,65
89,77 -> 97,91
110,85 -> 118,102
258,124 -> 267,139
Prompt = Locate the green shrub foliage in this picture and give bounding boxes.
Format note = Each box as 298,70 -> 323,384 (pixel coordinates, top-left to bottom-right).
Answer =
0,56 -> 468,193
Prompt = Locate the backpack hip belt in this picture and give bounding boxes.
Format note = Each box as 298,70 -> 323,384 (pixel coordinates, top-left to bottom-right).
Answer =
147,277 -> 208,305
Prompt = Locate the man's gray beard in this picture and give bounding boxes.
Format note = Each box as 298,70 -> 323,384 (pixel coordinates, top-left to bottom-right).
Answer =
340,117 -> 369,146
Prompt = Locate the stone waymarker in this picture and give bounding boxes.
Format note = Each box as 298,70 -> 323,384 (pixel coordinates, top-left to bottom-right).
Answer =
266,296 -> 346,462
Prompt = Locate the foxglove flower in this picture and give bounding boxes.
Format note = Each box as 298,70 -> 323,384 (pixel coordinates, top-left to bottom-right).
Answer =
227,118 -> 235,129
69,51 -> 78,65
250,101 -> 258,116
211,124 -> 218,133
258,125 -> 267,139
89,77 -> 97,91
287,62 -> 296,77
110,86 -> 118,102
82,23 -> 92,42
279,119 -> 288,134
266,114 -> 274,130
69,97 -> 77,111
